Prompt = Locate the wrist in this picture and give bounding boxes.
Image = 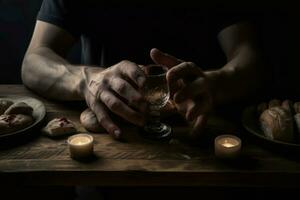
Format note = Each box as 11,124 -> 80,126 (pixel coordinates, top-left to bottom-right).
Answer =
77,66 -> 105,99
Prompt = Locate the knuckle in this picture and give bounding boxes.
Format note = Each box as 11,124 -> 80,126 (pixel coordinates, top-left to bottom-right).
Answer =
116,82 -> 127,94
107,99 -> 121,110
95,89 -> 104,101
128,97 -> 140,106
102,78 -> 109,85
120,60 -> 131,66
185,61 -> 194,67
130,70 -> 139,79
167,70 -> 175,78
86,95 -> 97,109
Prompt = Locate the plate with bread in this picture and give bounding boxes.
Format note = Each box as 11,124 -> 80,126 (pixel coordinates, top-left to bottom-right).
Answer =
242,99 -> 300,152
0,95 -> 46,141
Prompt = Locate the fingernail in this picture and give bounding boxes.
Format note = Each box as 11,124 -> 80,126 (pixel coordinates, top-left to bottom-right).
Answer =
114,130 -> 121,138
137,76 -> 146,87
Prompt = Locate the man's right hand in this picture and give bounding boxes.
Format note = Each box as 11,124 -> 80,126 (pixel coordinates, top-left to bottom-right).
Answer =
80,60 -> 147,139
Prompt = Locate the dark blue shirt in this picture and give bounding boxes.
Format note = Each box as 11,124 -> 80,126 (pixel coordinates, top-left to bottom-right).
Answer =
37,0 -> 245,69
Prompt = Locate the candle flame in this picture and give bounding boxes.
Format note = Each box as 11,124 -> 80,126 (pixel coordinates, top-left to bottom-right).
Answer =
222,139 -> 235,148
70,136 -> 91,145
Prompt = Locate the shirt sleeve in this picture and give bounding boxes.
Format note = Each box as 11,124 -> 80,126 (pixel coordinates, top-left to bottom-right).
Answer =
37,0 -> 80,37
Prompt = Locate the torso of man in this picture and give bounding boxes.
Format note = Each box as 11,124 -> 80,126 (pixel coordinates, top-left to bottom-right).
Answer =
38,0 -> 235,68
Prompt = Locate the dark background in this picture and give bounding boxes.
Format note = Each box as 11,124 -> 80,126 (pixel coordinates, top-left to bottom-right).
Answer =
0,1 -> 299,197
0,0 -> 42,83
0,0 -> 297,99
0,0 -> 81,84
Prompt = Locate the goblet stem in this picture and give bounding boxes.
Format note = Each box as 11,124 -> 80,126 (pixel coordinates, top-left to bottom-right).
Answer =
140,64 -> 172,140
147,109 -> 162,130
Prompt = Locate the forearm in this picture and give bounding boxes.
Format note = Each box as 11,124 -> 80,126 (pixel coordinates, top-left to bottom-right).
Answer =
206,45 -> 265,105
22,46 -> 104,101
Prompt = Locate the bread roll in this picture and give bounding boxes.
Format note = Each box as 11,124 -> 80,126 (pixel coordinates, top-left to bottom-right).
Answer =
0,115 -> 10,134
268,99 -> 281,108
260,107 -> 294,143
294,102 -> 300,113
0,99 -> 13,115
282,100 -> 294,115
5,102 -> 33,116
10,114 -> 34,129
0,114 -> 33,135
293,113 -> 300,142
80,108 -> 105,132
257,102 -> 268,115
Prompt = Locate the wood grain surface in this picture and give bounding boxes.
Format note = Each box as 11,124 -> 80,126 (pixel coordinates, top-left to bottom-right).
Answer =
0,85 -> 300,187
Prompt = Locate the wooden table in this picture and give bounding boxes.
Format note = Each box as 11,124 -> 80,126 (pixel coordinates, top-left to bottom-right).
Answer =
0,85 -> 300,187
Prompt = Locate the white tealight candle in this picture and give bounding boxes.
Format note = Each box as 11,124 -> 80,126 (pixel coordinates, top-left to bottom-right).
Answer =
67,133 -> 94,159
214,135 -> 241,159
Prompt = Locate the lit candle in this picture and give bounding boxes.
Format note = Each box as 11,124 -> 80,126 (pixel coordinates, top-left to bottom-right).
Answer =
67,133 -> 94,159
214,134 -> 241,159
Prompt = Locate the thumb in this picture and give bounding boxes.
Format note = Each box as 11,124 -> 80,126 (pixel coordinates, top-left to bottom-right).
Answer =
150,48 -> 183,69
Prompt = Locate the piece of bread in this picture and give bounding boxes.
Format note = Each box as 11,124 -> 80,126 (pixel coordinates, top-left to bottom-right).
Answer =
0,99 -> 13,115
268,99 -> 281,108
257,102 -> 268,115
5,102 -> 33,116
42,117 -> 77,137
294,102 -> 300,113
0,115 -> 10,134
260,107 -> 294,143
293,113 -> 300,142
80,108 -> 105,133
282,99 -> 294,115
0,114 -> 34,135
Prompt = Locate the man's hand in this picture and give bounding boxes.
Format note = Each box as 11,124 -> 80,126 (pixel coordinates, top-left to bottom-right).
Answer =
150,48 -> 213,137
81,60 -> 147,139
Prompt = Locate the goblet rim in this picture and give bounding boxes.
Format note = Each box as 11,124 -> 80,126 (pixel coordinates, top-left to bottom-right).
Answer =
144,64 -> 168,77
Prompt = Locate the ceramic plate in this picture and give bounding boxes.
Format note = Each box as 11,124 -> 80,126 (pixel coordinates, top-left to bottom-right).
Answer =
242,105 -> 300,152
0,95 -> 46,143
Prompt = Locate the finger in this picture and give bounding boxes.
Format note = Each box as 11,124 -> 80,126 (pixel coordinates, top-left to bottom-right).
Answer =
175,99 -> 191,116
167,62 -> 204,86
167,62 -> 204,94
109,77 -> 146,112
170,79 -> 185,98
88,79 -> 105,97
174,77 -> 207,103
184,100 -> 197,121
99,90 -> 145,126
150,48 -> 183,69
185,96 -> 211,122
184,99 -> 209,122
86,95 -> 121,139
190,115 -> 207,138
119,60 -> 146,88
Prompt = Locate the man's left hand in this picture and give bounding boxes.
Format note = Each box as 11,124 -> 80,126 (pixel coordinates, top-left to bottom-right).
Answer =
150,48 -> 214,138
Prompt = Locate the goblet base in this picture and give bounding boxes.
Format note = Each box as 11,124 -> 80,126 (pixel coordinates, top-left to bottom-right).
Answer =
141,122 -> 172,141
